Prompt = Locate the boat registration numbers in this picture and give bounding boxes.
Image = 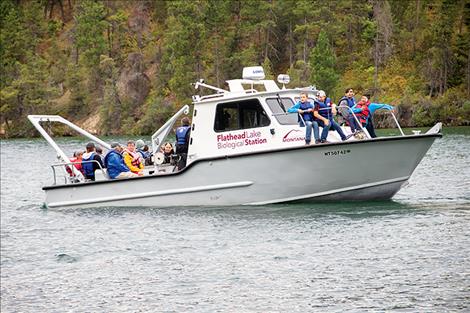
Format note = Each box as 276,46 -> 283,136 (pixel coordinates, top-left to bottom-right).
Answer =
324,149 -> 351,156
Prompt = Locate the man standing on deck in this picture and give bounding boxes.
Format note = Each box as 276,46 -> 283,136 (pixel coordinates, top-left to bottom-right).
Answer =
175,117 -> 191,170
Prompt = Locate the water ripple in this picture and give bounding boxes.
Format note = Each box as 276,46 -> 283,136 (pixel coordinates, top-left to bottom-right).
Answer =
1,131 -> 470,312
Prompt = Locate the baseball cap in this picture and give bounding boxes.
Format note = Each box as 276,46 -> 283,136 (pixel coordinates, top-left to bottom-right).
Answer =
317,90 -> 326,97
135,139 -> 145,149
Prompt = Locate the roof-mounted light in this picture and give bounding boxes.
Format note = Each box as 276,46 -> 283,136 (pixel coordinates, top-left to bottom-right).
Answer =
242,66 -> 265,80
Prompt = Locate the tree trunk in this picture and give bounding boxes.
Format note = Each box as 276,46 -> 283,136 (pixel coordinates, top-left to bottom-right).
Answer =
264,28 -> 269,60
44,0 -> 49,18
347,0 -> 353,50
49,0 -> 55,19
412,0 -> 420,55
303,17 -> 307,63
467,47 -> 470,96
107,24 -> 112,57
458,0 -> 465,34
443,48 -> 449,94
215,34 -> 220,87
288,22 -> 293,67
58,0 -> 65,22
439,67 -> 443,95
374,31 -> 379,98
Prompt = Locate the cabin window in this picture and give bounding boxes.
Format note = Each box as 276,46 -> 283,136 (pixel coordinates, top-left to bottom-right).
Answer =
214,99 -> 270,132
265,98 -> 298,125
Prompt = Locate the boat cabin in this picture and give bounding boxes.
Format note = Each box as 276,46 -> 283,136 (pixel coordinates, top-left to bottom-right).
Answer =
186,66 -> 347,165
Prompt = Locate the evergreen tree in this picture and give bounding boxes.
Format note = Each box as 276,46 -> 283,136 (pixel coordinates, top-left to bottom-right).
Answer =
422,0 -> 459,96
287,60 -> 310,87
275,0 -> 297,67
160,0 -> 205,101
99,55 -> 121,135
1,55 -> 57,136
0,0 -> 45,86
106,7 -> 129,64
202,0 -> 231,87
0,1 -> 26,86
73,0 -> 107,68
309,30 -> 339,94
292,0 -> 321,63
262,57 -> 275,80
65,64 -> 87,117
1,0 -> 469,137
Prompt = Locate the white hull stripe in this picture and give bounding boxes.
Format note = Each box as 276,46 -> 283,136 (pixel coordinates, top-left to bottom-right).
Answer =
47,181 -> 253,208
246,176 -> 410,205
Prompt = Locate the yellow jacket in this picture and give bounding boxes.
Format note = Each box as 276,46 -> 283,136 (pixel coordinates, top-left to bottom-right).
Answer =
123,150 -> 144,173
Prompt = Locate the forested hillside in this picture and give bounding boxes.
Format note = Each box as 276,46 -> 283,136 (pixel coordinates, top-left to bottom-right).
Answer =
1,0 -> 469,138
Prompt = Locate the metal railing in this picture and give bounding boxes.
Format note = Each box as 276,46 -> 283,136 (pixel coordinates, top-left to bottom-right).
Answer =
334,105 -> 369,137
272,106 -> 365,132
51,160 -> 106,185
274,104 -> 404,138
336,104 -> 404,136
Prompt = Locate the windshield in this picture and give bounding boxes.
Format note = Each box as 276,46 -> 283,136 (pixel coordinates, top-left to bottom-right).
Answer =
265,98 -> 298,125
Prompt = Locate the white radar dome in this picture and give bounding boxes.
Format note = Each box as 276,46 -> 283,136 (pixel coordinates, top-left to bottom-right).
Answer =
242,66 -> 265,80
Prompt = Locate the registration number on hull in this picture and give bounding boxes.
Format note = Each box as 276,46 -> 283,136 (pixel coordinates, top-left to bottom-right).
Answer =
324,149 -> 351,156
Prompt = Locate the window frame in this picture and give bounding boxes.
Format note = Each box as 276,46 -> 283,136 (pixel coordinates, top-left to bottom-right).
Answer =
213,98 -> 271,132
265,97 -> 299,125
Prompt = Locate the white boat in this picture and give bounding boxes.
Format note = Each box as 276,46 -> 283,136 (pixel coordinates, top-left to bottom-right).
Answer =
29,66 -> 442,209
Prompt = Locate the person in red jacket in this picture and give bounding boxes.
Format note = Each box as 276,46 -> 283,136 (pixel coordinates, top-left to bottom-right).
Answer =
66,151 -> 84,177
352,95 -> 371,126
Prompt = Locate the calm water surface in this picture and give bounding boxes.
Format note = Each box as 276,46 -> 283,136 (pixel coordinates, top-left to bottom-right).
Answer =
1,128 -> 469,312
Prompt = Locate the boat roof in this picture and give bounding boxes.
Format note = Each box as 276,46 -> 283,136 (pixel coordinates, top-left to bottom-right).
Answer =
192,66 -> 316,104
192,79 -> 316,104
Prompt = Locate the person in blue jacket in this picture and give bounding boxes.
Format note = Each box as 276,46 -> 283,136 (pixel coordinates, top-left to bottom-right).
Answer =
82,142 -> 104,181
136,139 -> 153,166
337,88 -> 359,133
366,102 -> 395,138
287,92 -> 316,144
314,90 -> 350,143
104,142 -> 138,179
175,117 -> 191,169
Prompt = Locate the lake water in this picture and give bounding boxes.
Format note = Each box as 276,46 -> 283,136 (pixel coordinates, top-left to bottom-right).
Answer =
1,128 -> 469,312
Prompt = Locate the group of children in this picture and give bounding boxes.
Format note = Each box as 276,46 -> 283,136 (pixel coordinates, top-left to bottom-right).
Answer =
67,142 -> 105,180
337,88 -> 394,138
66,116 -> 192,181
289,88 -> 394,144
67,140 -> 154,180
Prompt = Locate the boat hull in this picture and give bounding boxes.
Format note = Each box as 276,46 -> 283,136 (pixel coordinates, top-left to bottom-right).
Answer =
44,134 -> 439,208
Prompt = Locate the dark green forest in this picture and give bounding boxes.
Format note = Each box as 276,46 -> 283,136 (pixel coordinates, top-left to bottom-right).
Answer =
1,0 -> 469,138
